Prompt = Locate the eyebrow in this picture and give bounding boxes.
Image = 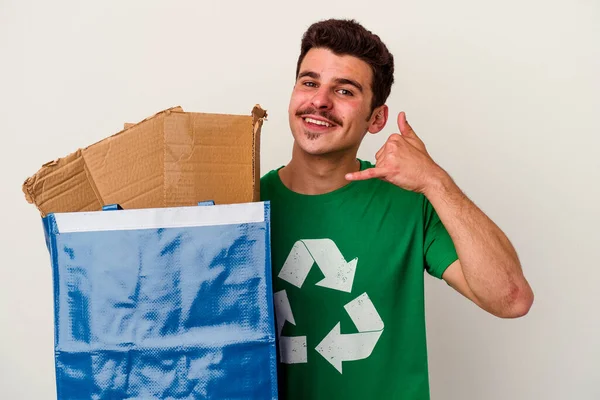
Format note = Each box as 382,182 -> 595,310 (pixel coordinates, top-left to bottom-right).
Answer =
297,71 -> 364,93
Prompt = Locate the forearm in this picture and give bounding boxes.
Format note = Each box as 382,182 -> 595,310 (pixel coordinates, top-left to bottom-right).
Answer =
424,169 -> 533,317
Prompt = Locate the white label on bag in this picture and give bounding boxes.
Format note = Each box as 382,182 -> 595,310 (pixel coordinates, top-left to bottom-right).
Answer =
53,202 -> 266,233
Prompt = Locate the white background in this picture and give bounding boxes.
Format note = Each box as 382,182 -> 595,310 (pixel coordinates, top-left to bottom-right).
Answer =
1,0 -> 599,399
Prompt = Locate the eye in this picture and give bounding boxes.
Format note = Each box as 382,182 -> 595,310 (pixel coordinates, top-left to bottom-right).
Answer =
302,81 -> 317,88
337,88 -> 353,96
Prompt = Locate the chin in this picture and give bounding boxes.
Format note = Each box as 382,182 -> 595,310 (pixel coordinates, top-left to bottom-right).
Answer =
297,136 -> 352,157
296,141 -> 329,156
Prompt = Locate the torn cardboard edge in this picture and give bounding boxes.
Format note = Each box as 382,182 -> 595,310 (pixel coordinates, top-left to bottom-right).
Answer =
23,105 -> 268,217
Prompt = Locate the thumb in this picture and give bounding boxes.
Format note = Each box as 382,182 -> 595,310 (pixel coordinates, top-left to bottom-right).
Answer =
397,112 -> 418,139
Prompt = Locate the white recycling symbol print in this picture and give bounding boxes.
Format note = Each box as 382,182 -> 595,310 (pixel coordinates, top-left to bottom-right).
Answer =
274,238 -> 385,374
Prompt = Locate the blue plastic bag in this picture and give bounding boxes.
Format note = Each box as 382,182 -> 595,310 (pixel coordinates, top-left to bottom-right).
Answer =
42,202 -> 277,399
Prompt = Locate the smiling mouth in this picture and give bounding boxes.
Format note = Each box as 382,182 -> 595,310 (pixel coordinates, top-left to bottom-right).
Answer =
303,117 -> 335,128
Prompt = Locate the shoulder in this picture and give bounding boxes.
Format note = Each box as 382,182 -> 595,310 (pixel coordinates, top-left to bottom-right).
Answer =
260,168 -> 282,201
260,168 -> 280,185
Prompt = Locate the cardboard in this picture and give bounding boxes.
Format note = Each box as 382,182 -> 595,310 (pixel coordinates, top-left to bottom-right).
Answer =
23,105 -> 267,216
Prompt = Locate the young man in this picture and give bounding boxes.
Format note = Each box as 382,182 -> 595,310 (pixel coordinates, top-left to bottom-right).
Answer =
260,19 -> 533,399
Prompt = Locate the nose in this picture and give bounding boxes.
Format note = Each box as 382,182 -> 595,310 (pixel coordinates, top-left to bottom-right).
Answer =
310,87 -> 333,110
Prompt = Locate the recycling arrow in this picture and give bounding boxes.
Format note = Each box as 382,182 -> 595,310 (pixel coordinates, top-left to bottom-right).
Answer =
315,292 -> 384,374
275,238 -> 385,372
278,239 -> 357,293
274,289 -> 306,364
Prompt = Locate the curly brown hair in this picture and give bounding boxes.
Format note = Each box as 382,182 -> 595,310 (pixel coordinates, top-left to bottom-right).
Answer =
296,19 -> 395,113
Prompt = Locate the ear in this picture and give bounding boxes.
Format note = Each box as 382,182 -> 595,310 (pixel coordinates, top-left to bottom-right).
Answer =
367,105 -> 388,134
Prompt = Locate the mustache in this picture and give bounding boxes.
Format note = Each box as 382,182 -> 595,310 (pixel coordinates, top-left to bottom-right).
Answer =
295,108 -> 343,127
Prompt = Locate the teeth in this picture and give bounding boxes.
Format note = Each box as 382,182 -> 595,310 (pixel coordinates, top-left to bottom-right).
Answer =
305,117 -> 332,127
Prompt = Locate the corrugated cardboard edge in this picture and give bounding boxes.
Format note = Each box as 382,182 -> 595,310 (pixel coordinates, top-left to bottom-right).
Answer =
251,105 -> 268,202
156,105 -> 267,205
22,106 -> 184,216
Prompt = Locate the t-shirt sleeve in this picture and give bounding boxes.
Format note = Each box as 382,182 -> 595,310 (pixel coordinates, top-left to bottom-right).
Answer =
422,196 -> 458,279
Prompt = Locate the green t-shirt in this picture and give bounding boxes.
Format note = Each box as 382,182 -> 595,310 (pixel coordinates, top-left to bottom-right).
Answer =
260,159 -> 458,400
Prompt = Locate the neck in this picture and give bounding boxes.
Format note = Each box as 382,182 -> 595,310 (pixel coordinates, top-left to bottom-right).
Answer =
279,143 -> 361,195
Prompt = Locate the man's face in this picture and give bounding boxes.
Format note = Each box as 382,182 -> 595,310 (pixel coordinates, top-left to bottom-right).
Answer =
288,48 -> 380,157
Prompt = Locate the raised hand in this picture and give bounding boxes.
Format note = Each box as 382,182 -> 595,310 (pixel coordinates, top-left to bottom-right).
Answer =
346,112 -> 444,194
